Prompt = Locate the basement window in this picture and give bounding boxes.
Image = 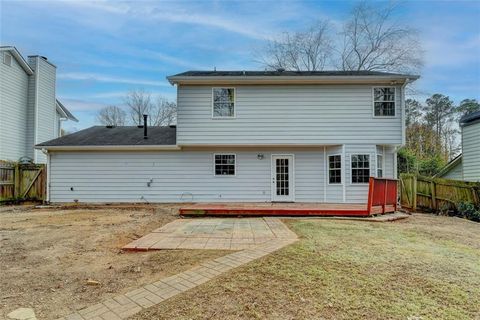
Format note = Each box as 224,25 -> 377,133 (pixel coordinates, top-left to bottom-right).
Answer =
351,154 -> 370,184
212,88 -> 235,118
373,87 -> 395,116
214,154 -> 236,176
3,53 -> 12,66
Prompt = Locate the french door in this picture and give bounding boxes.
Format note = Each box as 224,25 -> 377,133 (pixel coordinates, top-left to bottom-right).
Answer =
271,155 -> 294,202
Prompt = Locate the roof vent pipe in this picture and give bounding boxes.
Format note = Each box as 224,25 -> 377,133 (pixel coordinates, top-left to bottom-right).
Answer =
143,114 -> 148,139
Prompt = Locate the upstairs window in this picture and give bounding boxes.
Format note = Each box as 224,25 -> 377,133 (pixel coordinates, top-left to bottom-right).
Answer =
351,154 -> 370,184
214,154 -> 236,176
3,53 -> 12,66
328,155 -> 342,184
374,87 -> 395,117
212,88 -> 235,118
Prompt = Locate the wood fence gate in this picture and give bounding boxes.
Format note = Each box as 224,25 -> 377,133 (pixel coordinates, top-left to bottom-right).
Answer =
0,163 -> 46,202
400,174 -> 480,212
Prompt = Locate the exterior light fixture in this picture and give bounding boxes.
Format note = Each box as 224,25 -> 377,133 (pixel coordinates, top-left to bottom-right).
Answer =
257,154 -> 264,160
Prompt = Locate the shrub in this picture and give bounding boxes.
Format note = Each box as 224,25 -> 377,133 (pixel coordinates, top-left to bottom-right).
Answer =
456,201 -> 480,222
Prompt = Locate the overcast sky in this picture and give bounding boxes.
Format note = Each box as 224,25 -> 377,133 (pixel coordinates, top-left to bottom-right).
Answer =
1,0 -> 479,131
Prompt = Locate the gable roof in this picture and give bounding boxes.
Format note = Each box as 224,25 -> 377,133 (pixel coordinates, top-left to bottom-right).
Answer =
434,154 -> 463,178
0,46 -> 34,75
56,99 -> 78,122
36,126 -> 177,150
460,110 -> 480,127
167,70 -> 419,85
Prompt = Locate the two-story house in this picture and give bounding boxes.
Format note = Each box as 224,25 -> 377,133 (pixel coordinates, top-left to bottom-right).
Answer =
435,110 -> 480,182
36,70 -> 418,204
0,46 -> 77,163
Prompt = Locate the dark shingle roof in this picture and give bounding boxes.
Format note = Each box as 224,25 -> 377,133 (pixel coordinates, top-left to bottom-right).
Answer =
169,70 -> 416,77
36,126 -> 176,147
460,110 -> 480,126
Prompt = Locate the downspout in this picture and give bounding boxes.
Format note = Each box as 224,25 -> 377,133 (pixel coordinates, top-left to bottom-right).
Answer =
323,146 -> 326,202
41,148 -> 50,203
342,144 -> 346,203
395,78 -> 411,179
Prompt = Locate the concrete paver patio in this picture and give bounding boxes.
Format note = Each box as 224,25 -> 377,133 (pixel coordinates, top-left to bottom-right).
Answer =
58,217 -> 297,320
123,217 -> 297,251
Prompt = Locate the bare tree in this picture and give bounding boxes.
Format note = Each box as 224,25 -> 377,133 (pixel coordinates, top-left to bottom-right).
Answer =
258,2 -> 423,73
339,2 -> 423,72
124,89 -> 153,125
150,97 -> 177,126
96,105 -> 126,126
260,21 -> 333,71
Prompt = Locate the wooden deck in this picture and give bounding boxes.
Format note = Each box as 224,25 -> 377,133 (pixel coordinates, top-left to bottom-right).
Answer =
179,202 -> 396,217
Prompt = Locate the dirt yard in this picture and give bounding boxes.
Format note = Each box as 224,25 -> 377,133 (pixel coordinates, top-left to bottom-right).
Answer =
0,205 -> 227,319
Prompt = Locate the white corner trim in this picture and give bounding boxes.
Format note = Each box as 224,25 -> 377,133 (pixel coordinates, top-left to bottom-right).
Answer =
342,145 -> 346,203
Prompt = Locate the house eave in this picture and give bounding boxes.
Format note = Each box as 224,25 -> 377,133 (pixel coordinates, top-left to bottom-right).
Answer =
0,46 -> 34,75
167,75 -> 420,86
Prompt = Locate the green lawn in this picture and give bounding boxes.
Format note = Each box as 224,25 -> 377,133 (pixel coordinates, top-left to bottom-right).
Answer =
132,214 -> 480,320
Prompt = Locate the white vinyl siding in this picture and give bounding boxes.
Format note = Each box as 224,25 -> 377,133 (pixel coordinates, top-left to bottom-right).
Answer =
48,145 -> 396,204
31,57 -> 57,163
462,123 -> 480,181
0,51 -> 30,161
48,149 -> 322,203
177,85 -> 402,145
442,160 -> 463,180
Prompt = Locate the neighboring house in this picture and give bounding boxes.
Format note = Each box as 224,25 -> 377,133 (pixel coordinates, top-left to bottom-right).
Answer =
0,46 -> 77,163
435,111 -> 480,182
37,70 -> 418,204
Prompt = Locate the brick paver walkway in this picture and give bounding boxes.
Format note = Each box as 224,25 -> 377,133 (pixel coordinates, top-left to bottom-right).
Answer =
58,218 -> 297,320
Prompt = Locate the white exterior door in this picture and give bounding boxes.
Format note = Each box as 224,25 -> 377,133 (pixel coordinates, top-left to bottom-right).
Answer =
271,155 -> 294,202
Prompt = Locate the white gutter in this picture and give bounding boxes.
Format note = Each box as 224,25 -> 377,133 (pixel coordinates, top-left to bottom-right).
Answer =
167,75 -> 420,85
34,145 -> 181,151
400,78 -> 411,146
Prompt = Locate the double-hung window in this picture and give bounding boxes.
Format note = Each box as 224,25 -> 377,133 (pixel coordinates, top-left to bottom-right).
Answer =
351,154 -> 370,183
328,155 -> 342,184
373,87 -> 395,116
377,154 -> 384,178
212,88 -> 235,118
214,154 -> 236,176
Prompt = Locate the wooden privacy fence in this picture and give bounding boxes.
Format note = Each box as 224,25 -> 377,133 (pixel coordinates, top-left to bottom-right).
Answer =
400,174 -> 480,212
0,162 -> 46,202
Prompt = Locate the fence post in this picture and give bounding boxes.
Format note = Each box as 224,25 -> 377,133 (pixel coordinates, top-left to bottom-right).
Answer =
14,164 -> 20,198
412,176 -> 417,211
431,180 -> 437,212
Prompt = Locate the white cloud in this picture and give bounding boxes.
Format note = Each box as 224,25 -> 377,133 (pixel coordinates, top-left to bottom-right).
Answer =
59,98 -> 109,112
63,1 -> 273,40
57,72 -> 170,87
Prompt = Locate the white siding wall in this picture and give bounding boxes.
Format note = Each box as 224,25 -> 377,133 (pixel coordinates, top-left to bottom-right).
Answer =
28,57 -> 57,163
0,51 -> 30,161
443,160 -> 463,180
177,85 -> 402,145
462,123 -> 480,181
48,145 -> 396,204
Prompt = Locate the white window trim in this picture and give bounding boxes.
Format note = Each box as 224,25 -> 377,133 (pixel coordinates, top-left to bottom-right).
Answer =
213,153 -> 237,177
350,154 -> 371,185
376,153 -> 384,178
327,154 -> 343,185
372,86 -> 396,118
212,87 -> 236,119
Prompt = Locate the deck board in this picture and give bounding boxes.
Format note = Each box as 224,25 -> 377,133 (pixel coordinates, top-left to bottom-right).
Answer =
179,202 -> 394,217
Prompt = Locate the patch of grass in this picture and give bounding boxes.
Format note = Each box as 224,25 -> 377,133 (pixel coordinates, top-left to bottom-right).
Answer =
132,214 -> 480,320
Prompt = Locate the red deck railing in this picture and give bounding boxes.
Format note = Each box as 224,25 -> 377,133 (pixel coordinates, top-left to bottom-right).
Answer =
367,177 -> 398,215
